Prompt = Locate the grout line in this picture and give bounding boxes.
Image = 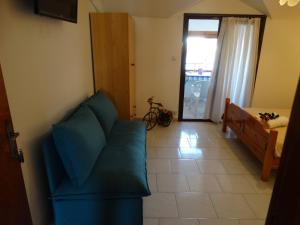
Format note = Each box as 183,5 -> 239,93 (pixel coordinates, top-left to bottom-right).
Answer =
214,174 -> 225,193
184,174 -> 191,192
194,158 -> 203,174
241,194 -> 259,219
155,173 -> 158,193
207,193 -> 219,221
173,192 -> 181,219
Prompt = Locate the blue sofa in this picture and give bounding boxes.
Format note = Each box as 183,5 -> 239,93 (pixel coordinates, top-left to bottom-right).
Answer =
43,92 -> 151,225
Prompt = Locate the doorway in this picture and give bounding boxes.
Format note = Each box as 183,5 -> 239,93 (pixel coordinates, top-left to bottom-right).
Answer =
178,16 -> 220,121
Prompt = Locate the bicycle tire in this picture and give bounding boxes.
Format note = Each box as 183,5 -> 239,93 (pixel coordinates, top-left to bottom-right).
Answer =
143,111 -> 158,131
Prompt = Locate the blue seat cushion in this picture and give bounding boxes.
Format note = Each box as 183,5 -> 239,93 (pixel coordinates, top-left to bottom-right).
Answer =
52,106 -> 107,187
84,92 -> 118,138
52,120 -> 150,199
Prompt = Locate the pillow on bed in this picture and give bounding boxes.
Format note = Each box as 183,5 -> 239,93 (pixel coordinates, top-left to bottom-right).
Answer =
266,116 -> 289,129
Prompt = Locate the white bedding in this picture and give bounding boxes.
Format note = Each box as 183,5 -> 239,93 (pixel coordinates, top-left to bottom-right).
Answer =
243,108 -> 291,158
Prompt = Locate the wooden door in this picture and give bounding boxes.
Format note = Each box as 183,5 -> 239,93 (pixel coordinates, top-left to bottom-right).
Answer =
0,65 -> 32,225
266,77 -> 300,225
128,15 -> 136,119
90,13 -> 131,119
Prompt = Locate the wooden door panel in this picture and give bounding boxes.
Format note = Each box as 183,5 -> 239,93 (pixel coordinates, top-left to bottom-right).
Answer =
0,64 -> 32,225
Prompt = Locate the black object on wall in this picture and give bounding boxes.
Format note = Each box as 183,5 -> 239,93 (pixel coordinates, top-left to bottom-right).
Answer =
34,0 -> 78,23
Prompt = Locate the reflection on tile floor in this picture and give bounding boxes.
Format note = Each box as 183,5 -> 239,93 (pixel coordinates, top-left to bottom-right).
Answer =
144,122 -> 275,225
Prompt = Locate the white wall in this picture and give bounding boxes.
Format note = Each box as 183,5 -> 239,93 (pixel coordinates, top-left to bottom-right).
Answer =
134,0 -> 261,117
134,0 -> 300,118
89,0 -> 104,12
252,18 -> 300,108
0,0 -> 94,224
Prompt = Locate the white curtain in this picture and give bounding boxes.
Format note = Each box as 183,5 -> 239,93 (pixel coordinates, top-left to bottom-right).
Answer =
205,17 -> 261,122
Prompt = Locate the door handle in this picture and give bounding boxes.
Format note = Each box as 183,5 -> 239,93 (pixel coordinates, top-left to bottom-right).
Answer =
5,121 -> 24,163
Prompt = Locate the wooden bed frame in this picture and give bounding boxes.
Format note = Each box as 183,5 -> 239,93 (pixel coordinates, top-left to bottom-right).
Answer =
222,98 -> 280,181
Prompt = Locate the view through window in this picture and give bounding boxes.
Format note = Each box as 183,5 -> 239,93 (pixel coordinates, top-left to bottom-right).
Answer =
182,19 -> 219,120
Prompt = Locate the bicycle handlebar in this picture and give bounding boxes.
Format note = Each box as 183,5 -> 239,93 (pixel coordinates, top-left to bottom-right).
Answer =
152,102 -> 163,107
147,97 -> 163,107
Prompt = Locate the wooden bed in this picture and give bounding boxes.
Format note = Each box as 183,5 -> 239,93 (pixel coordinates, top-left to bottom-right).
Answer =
222,98 -> 281,181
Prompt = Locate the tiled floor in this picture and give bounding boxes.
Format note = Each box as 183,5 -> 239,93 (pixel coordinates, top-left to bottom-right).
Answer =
144,122 -> 275,225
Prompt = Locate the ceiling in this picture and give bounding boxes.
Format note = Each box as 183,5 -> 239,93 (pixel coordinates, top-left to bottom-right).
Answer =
91,0 -> 300,19
94,0 -> 201,17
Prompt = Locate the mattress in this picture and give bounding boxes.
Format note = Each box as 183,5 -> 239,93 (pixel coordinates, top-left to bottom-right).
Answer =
243,108 -> 291,158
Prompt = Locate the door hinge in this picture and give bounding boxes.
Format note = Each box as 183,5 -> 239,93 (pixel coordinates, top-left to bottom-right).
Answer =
5,121 -> 24,163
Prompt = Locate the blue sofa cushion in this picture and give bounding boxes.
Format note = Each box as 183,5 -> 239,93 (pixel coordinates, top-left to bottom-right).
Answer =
52,106 -> 106,187
84,92 -> 118,138
52,121 -> 151,198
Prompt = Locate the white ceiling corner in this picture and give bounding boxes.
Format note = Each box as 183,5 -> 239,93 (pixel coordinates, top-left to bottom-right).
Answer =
240,0 -> 271,15
98,0 -> 202,17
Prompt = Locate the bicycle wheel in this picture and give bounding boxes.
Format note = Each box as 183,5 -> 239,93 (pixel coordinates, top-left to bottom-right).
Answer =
143,111 -> 157,131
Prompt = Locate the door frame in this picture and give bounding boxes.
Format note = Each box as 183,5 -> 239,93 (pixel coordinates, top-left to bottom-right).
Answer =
178,13 -> 267,121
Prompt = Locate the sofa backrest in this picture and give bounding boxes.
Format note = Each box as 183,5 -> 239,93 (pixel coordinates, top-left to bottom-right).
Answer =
83,91 -> 118,138
43,135 -> 67,195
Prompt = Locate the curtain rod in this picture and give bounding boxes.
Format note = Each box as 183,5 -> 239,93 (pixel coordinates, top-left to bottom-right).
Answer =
184,13 -> 267,19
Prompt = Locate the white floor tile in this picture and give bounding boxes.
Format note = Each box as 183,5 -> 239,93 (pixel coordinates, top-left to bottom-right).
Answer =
179,147 -> 205,159
245,175 -> 274,194
216,175 -> 256,193
157,174 -> 189,192
221,160 -> 250,174
176,193 -> 217,218
147,150 -> 159,159
144,193 -> 178,218
197,160 -> 227,174
157,149 -> 182,158
210,194 -> 256,219
188,138 -> 215,148
198,219 -> 239,225
186,175 -> 222,193
160,218 -> 199,225
239,220 -> 265,225
148,148 -> 181,159
201,149 -> 237,160
152,136 -> 184,148
148,174 -> 158,192
243,194 -> 271,219
144,218 -> 159,225
148,159 -> 171,173
171,159 -> 200,174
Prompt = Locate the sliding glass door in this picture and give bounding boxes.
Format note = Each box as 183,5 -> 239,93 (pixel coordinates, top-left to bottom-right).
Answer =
179,16 -> 220,121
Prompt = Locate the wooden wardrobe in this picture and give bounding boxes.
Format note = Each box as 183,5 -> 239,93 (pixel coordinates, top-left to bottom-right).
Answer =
90,13 -> 136,120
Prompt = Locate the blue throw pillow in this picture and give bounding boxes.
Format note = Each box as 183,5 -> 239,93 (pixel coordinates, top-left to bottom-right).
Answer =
52,106 -> 106,187
84,92 -> 118,137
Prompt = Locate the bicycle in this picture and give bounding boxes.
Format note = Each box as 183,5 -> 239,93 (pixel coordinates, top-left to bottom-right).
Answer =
143,97 -> 173,131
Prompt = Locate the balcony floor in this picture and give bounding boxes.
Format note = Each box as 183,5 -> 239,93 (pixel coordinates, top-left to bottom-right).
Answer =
183,98 -> 206,120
